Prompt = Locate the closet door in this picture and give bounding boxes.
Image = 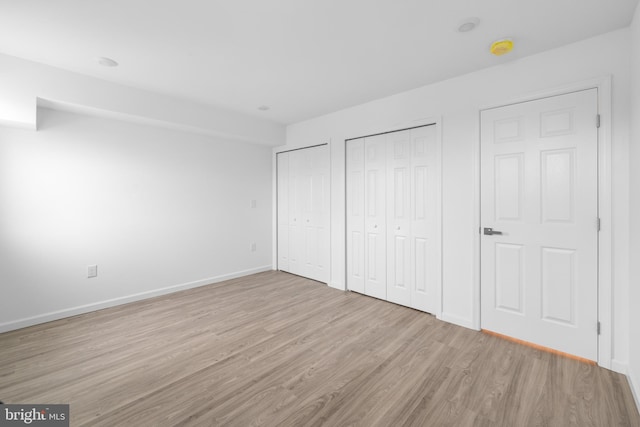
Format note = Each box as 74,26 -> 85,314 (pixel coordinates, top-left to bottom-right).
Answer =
277,152 -> 290,272
287,149 -> 303,276
301,145 -> 330,283
277,145 -> 330,283
386,130 -> 412,306
346,139 -> 365,293
346,124 -> 440,313
410,125 -> 438,313
364,135 -> 387,299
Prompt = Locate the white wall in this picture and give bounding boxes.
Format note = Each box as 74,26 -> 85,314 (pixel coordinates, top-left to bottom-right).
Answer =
0,108 -> 273,332
284,29 -> 631,372
0,53 -> 285,146
628,3 -> 640,407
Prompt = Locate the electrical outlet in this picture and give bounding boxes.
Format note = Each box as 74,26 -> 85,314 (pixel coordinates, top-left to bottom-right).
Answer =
87,265 -> 98,278
250,243 -> 257,252
250,199 -> 257,208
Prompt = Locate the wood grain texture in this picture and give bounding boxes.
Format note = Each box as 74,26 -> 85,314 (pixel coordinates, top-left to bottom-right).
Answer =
0,271 -> 638,426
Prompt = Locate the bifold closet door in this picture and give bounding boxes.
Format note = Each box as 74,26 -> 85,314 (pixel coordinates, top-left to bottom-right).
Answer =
277,152 -> 291,272
346,135 -> 387,299
277,146 -> 330,284
346,125 -> 439,313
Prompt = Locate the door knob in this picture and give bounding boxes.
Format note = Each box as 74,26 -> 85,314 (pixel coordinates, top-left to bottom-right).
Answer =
374,224 -> 378,229
483,227 -> 503,235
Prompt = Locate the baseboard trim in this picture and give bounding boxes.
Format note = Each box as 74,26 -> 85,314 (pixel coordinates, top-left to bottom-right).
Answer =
0,265 -> 273,333
329,281 -> 345,291
440,312 -> 477,330
629,366 -> 640,414
611,359 -> 628,375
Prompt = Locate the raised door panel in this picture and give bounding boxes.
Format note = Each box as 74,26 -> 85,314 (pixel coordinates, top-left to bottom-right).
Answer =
364,135 -> 387,299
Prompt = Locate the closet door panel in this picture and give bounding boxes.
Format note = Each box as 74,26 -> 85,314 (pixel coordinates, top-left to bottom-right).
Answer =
347,140 -> 365,292
307,145 -> 330,282
277,152 -> 290,272
364,135 -> 387,299
288,150 -> 303,276
410,125 -> 438,312
386,130 -> 412,307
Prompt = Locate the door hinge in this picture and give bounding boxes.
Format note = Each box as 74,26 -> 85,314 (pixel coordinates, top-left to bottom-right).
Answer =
596,114 -> 601,128
597,321 -> 601,335
597,217 -> 601,232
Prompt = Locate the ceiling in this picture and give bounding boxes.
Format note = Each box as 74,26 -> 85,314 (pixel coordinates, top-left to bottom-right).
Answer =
0,0 -> 638,125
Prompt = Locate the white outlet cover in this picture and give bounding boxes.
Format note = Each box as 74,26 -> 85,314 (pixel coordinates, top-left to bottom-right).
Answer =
88,265 -> 98,278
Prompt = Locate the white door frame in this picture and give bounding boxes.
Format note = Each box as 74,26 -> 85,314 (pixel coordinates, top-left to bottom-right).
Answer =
474,76 -> 613,369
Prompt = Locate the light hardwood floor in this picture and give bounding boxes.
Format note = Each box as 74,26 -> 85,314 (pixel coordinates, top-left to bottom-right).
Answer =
1,271 -> 638,426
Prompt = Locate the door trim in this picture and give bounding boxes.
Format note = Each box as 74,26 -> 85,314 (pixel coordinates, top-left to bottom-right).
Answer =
475,76 -> 613,369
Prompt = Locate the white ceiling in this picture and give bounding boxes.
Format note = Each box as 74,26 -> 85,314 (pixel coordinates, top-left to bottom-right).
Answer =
0,0 -> 637,125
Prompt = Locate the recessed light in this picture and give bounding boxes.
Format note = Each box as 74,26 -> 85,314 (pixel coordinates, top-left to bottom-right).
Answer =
458,17 -> 480,33
97,57 -> 118,67
257,105 -> 270,111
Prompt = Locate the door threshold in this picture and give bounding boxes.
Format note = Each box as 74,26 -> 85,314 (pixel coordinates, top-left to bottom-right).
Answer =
482,329 -> 596,365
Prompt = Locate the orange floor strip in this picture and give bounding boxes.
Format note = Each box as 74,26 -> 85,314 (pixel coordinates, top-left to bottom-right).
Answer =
482,329 -> 597,365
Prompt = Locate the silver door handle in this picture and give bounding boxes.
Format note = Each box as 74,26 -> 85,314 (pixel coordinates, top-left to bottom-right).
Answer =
484,227 -> 503,235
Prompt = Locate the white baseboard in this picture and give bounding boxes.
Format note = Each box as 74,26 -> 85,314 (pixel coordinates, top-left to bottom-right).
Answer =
629,366 -> 640,414
0,265 -> 273,333
329,280 -> 346,291
610,359 -> 628,375
440,312 -> 478,330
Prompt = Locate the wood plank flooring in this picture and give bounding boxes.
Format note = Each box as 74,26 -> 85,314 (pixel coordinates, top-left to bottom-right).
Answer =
0,271 -> 638,426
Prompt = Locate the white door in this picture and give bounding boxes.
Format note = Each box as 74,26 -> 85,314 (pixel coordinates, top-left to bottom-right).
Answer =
480,89 -> 599,361
386,130 -> 411,306
346,138 -> 365,293
301,145 -> 330,283
288,149 -> 303,276
346,125 -> 440,312
410,125 -> 439,313
277,146 -> 330,283
277,152 -> 290,272
363,134 -> 387,299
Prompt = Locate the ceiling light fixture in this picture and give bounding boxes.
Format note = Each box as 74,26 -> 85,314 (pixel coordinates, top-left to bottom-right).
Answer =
490,39 -> 514,56
258,105 -> 270,111
458,17 -> 479,32
97,57 -> 118,67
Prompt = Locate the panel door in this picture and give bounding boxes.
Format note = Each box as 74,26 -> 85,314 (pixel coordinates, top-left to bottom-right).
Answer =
363,134 -> 387,299
410,125 -> 438,313
277,152 -> 290,272
287,149 -> 304,276
386,130 -> 412,306
346,139 -> 365,293
480,89 -> 598,360
304,145 -> 330,283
